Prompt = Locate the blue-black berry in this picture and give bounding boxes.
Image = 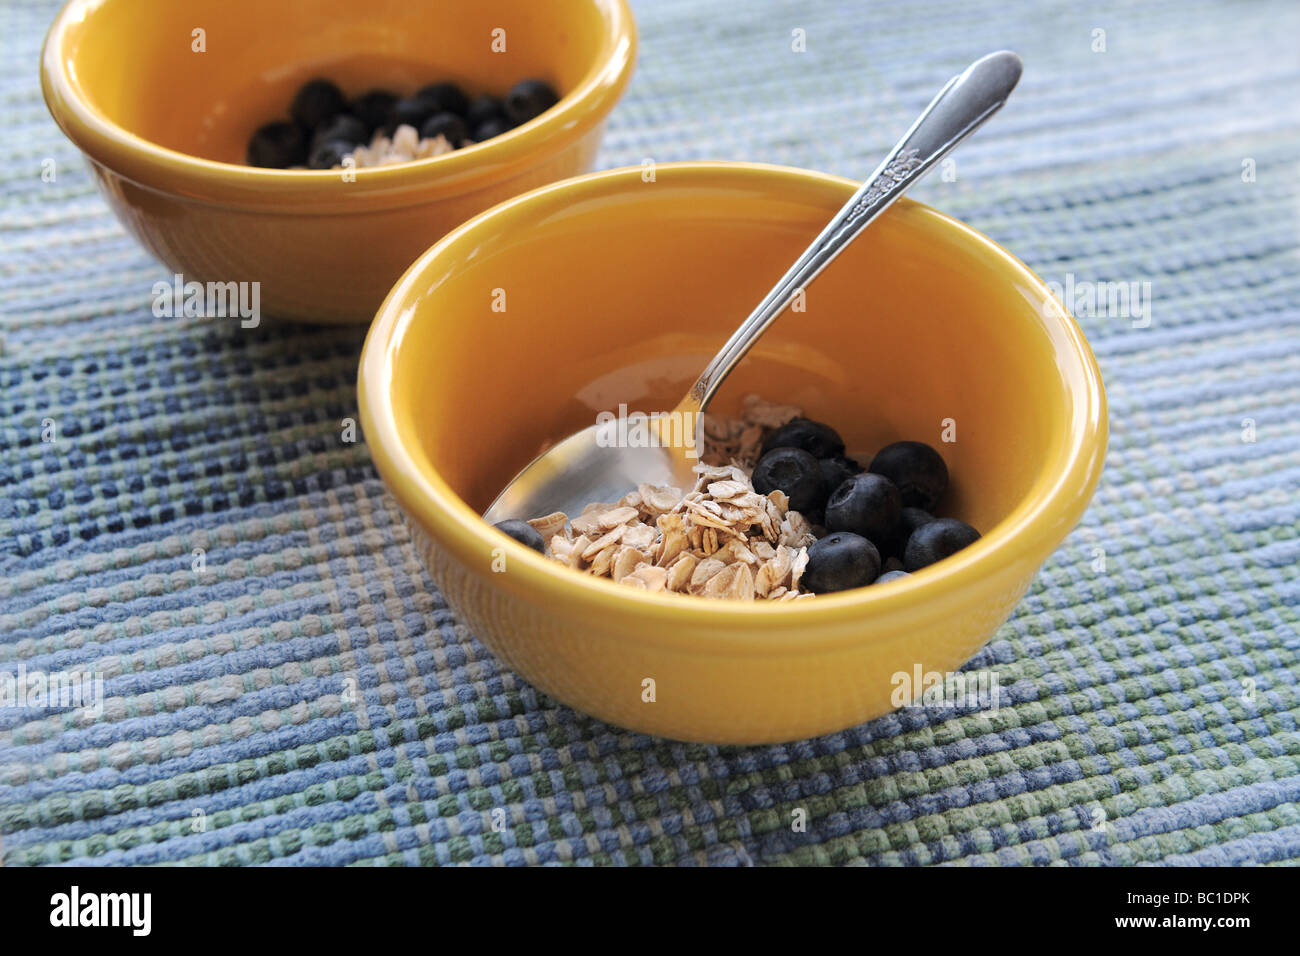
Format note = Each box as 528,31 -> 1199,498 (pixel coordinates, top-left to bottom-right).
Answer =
494,519 -> 545,554
884,506 -> 935,559
752,447 -> 826,515
802,532 -> 880,593
824,473 -> 901,549
350,90 -> 398,132
465,95 -> 506,128
416,82 -> 469,116
819,455 -> 862,496
247,121 -> 306,168
472,117 -> 515,141
505,79 -> 559,123
903,517 -> 980,572
875,570 -> 911,584
290,79 -> 346,129
312,114 -> 368,149
869,440 -> 949,511
762,418 -> 846,459
475,117 -> 514,141
420,112 -> 469,145
307,139 -> 354,170
390,93 -> 440,131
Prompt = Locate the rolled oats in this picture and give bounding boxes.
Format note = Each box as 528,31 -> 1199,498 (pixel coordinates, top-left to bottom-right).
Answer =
706,479 -> 749,500
598,506 -> 639,529
528,511 -> 569,542
701,562 -> 754,601
624,563 -> 669,592
621,523 -> 657,551
611,546 -> 643,582
565,534 -> 592,569
665,552 -> 699,591
587,545 -> 616,578
348,125 -> 455,168
741,394 -> 802,430
779,510 -> 817,549
638,483 -> 681,515
535,395 -> 820,601
689,557 -> 727,593
582,525 -> 625,560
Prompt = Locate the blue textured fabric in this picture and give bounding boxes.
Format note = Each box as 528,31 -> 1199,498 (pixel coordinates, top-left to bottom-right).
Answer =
1,0 -> 1298,866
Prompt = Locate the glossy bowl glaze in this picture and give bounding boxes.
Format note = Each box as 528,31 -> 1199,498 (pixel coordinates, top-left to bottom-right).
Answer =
358,162 -> 1107,744
40,0 -> 636,323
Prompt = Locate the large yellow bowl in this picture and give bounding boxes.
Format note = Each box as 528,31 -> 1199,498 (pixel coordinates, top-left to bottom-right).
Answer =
40,0 -> 636,323
358,162 -> 1108,745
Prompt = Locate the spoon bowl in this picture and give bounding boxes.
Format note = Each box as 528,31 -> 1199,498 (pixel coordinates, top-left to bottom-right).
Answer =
482,417 -> 699,523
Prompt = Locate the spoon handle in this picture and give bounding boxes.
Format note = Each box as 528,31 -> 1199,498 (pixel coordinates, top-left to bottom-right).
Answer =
681,50 -> 1023,414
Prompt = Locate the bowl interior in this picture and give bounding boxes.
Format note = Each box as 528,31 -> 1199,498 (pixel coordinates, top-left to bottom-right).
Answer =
385,165 -> 1089,544
55,0 -> 622,164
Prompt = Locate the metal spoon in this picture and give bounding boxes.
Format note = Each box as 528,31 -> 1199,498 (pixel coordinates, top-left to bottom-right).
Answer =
483,50 -> 1022,525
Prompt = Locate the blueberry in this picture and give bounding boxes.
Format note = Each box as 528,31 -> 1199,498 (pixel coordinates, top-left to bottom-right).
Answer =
505,78 -> 559,123
752,447 -> 826,515
247,121 -> 306,168
824,473 -> 901,549
390,93 -> 440,131
884,506 -> 936,559
312,114 -> 368,149
420,111 -> 469,145
472,117 -> 515,141
762,418 -> 846,459
903,517 -> 980,572
307,139 -> 354,170
465,95 -> 506,127
802,532 -> 880,593
350,90 -> 398,132
416,81 -> 469,116
290,79 -> 346,129
875,570 -> 911,584
493,519 -> 545,554
869,441 -> 949,511
819,454 -> 862,495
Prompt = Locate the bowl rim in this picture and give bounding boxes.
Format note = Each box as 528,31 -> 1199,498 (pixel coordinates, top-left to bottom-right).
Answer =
39,0 -> 637,211
357,161 -> 1108,646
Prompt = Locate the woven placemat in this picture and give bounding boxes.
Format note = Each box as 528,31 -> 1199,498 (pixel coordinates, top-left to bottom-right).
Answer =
2,0 -> 1298,865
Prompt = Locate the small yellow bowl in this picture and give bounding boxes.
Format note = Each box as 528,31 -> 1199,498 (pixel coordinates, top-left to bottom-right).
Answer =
40,0 -> 636,323
358,162 -> 1108,745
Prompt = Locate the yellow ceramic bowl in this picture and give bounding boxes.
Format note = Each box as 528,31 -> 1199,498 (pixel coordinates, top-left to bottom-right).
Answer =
358,162 -> 1107,745
40,0 -> 636,324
